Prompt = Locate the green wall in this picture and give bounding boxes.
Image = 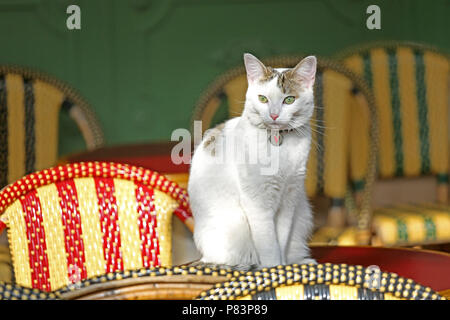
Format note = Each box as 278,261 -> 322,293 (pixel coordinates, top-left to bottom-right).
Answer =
0,0 -> 449,156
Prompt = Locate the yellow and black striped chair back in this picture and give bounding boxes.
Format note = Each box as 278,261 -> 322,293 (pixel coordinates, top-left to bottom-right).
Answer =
0,66 -> 104,188
191,56 -> 377,210
197,263 -> 445,300
337,43 -> 449,189
0,162 -> 193,292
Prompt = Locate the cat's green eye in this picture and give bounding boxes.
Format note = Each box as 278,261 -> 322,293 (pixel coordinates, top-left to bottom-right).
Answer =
283,96 -> 295,105
258,95 -> 268,103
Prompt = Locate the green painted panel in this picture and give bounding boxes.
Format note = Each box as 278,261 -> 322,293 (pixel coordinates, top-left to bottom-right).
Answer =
0,0 -> 448,157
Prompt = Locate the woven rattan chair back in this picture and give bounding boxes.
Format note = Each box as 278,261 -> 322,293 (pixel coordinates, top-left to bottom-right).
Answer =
0,162 -> 193,292
197,263 -> 444,300
337,42 -> 450,203
191,56 -> 377,235
0,66 -> 104,188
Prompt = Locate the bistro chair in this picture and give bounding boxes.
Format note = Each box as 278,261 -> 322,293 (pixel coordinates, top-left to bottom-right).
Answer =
0,66 -> 105,283
0,281 -> 59,300
0,65 -> 104,189
336,42 -> 450,246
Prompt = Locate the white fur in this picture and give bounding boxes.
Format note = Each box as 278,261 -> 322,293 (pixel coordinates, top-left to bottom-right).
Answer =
188,54 -> 317,269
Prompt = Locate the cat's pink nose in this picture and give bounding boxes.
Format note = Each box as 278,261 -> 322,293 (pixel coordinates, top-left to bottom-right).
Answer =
270,114 -> 279,121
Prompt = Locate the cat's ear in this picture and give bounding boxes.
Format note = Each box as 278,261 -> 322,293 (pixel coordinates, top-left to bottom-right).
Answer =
243,53 -> 267,84
292,56 -> 317,89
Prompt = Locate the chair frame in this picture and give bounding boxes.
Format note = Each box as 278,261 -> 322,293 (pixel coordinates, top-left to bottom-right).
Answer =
0,281 -> 59,300
335,41 -> 450,204
0,64 -> 104,151
57,265 -> 236,300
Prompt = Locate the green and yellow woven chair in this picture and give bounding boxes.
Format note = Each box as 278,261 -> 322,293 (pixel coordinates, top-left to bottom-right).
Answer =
197,263 -> 445,300
191,55 -> 378,244
336,42 -> 450,246
0,162 -> 194,292
55,265 -> 238,300
0,65 -> 104,189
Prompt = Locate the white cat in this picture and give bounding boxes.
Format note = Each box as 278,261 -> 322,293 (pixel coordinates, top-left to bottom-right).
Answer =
188,53 -> 317,269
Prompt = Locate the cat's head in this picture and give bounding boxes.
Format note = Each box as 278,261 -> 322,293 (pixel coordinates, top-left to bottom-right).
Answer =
243,53 -> 316,131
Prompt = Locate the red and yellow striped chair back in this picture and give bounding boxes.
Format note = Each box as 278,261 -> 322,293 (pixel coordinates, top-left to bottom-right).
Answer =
0,162 -> 193,292
337,42 -> 449,190
191,56 -> 376,206
0,66 -> 104,189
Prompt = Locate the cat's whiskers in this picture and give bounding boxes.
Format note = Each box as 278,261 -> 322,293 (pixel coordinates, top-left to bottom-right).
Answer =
289,123 -> 323,153
309,118 -> 325,123
309,120 -> 327,128
293,118 -> 328,137
308,125 -> 328,138
308,122 -> 328,129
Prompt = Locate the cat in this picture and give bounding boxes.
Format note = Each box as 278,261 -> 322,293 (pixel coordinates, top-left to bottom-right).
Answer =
188,53 -> 317,270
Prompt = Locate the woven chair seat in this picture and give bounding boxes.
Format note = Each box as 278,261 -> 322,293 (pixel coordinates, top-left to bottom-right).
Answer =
372,203 -> 450,246
197,263 -> 445,300
310,226 -> 359,246
310,202 -> 450,247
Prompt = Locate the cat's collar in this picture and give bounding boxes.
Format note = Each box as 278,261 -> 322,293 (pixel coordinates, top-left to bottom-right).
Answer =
267,128 -> 294,146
